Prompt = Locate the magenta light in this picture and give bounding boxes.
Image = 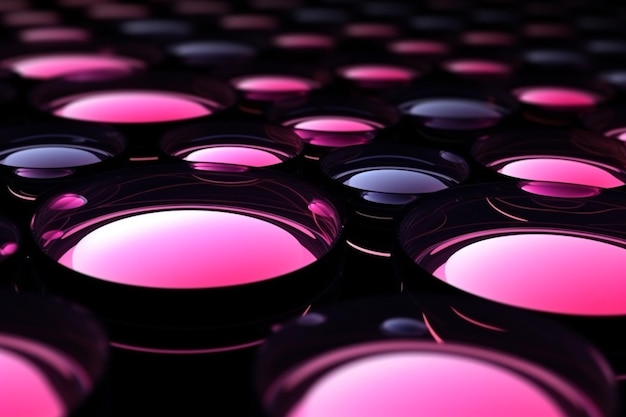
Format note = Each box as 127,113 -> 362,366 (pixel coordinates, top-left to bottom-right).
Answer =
1,53 -> 144,80
431,232 -> 626,315
288,351 -> 568,417
50,90 -> 218,123
57,209 -> 318,289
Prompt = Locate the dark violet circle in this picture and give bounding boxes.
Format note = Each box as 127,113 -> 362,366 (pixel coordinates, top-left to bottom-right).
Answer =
168,39 -> 258,67
159,120 -> 303,168
320,144 -> 469,205
0,292 -> 108,417
31,73 -> 236,125
32,165 -> 343,290
399,97 -> 510,131
256,294 -> 617,417
397,182 -> 626,317
471,128 -> 626,188
0,121 -> 126,186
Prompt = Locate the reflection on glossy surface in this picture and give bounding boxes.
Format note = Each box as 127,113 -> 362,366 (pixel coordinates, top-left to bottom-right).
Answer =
442,59 -> 511,75
287,351 -> 568,417
338,168 -> 452,194
182,146 -> 285,166
400,98 -> 507,130
0,145 -> 110,169
0,338 -> 91,417
430,231 -> 626,315
284,116 -> 384,147
337,64 -> 417,82
401,183 -> 626,317
0,53 -> 144,79
493,156 -> 626,188
513,86 -> 602,108
57,209 -> 317,288
48,90 -> 220,123
34,167 -> 342,290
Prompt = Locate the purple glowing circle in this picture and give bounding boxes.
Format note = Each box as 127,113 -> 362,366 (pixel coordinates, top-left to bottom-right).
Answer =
400,98 -> 506,130
183,146 -> 285,166
442,59 -> 512,75
48,194 -> 88,210
0,146 -> 105,168
57,209 -> 318,289
50,90 -> 219,123
431,233 -> 626,315
341,168 -> 450,194
495,157 -> 625,188
337,64 -> 417,81
232,75 -> 320,93
273,33 -> 336,49
0,347 -> 66,417
513,86 -> 602,108
387,39 -> 449,55
288,352 -> 568,417
520,182 -> 601,198
1,53 -> 145,80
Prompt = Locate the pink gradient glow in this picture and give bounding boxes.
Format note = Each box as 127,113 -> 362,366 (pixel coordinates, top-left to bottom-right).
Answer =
461,31 -> 516,46
513,86 -> 602,107
220,14 -> 278,30
432,233 -> 626,315
51,90 -> 217,123
388,39 -> 449,55
0,347 -> 65,417
48,194 -> 88,210
19,27 -> 91,43
232,75 -> 318,92
443,59 -> 511,75
2,10 -> 60,27
288,352 -> 567,417
604,127 -> 626,142
290,117 -> 378,132
520,182 -> 601,198
496,157 -> 625,188
183,146 -> 285,166
87,4 -> 149,19
338,64 -> 417,81
273,33 -> 335,49
57,209 -> 317,288
2,53 -> 144,79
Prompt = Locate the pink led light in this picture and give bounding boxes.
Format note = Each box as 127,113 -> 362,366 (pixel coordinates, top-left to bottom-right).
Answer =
432,233 -> 626,315
51,90 -> 217,123
232,75 -> 319,92
338,64 -> 417,81
2,53 -> 144,80
183,146 -> 284,166
288,352 -> 567,417
0,347 -> 66,417
57,209 -> 317,289
443,59 -> 511,75
513,86 -> 602,107
290,117 -> 379,132
496,157 -> 624,188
